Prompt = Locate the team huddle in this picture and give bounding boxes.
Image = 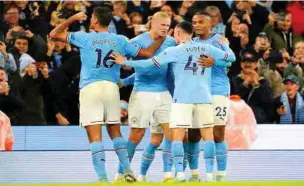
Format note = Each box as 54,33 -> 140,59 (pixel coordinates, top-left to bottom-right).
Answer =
50,6 -> 236,183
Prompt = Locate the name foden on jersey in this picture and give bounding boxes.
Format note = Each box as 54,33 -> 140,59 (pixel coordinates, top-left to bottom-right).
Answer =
185,46 -> 206,53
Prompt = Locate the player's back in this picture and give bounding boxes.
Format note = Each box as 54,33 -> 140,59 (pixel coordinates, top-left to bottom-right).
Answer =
131,32 -> 176,92
193,34 -> 230,96
169,40 -> 213,104
68,32 -> 133,89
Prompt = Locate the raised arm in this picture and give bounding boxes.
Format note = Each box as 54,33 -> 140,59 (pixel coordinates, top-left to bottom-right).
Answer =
50,12 -> 87,42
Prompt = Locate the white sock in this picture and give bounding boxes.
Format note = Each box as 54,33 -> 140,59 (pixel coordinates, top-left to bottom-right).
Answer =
176,172 -> 185,179
217,171 -> 226,176
164,172 -> 172,178
114,173 -> 124,180
138,174 -> 147,182
206,173 -> 214,181
191,169 -> 199,176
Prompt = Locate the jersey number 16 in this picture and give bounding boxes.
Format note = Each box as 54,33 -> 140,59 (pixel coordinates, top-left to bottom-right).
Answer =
95,49 -> 115,68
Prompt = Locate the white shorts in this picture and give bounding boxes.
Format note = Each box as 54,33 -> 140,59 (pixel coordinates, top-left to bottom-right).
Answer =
170,103 -> 214,129
79,81 -> 120,127
212,95 -> 229,126
128,91 -> 172,133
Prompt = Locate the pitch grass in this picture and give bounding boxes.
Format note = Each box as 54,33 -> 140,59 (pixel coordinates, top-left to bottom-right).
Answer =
1,182 -> 304,186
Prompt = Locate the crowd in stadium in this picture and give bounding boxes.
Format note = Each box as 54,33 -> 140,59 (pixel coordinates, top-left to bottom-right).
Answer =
0,0 -> 304,126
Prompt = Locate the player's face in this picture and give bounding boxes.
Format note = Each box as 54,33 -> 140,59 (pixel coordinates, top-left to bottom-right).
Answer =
192,15 -> 212,36
284,81 -> 299,96
151,17 -> 171,37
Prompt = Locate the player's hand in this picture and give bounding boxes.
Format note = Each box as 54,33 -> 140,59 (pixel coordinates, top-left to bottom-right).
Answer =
217,37 -> 230,45
197,55 -> 215,67
56,113 -> 70,125
71,12 -> 87,22
118,79 -> 124,88
277,106 -> 287,115
110,52 -> 126,64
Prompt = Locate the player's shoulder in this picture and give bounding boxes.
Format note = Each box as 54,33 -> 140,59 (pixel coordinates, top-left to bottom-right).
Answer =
211,33 -> 223,41
165,35 -> 176,46
130,32 -> 149,43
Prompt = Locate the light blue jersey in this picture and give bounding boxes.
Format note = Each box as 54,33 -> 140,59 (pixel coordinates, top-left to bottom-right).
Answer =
122,40 -> 235,104
67,31 -> 141,89
127,32 -> 176,92
193,34 -> 234,96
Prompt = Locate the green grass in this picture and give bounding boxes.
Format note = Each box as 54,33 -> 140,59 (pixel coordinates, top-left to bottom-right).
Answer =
1,182 -> 304,186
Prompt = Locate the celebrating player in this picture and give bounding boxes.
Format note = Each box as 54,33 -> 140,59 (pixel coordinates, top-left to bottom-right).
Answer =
115,11 -> 176,182
50,7 -> 164,182
110,21 -> 236,182
190,11 -> 234,181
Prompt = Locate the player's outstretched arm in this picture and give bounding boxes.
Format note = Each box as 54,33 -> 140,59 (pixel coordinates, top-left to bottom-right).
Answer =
111,52 -> 155,68
50,12 -> 87,42
137,36 -> 166,58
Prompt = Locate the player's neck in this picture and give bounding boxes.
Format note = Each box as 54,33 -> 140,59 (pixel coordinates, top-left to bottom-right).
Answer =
178,36 -> 192,44
93,26 -> 109,32
149,31 -> 162,40
199,31 -> 212,40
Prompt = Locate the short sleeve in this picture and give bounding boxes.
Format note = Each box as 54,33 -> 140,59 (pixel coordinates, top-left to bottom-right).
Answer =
119,35 -> 141,57
67,32 -> 89,48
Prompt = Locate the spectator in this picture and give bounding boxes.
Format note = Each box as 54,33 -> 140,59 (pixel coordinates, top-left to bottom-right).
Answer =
126,0 -> 151,20
243,32 -> 271,59
160,4 -> 183,31
0,41 -> 17,75
287,1 -> 304,37
231,52 -> 274,124
284,41 -> 304,92
263,11 -> 302,55
46,37 -> 76,72
205,6 -> 226,36
0,67 -> 25,124
47,55 -> 80,125
230,0 -> 269,44
274,75 -> 304,124
258,49 -> 289,98
16,63 -> 50,125
129,12 -> 145,37
112,1 -> 133,38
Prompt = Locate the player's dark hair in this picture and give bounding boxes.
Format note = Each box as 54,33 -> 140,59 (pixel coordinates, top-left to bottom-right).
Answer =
176,21 -> 194,35
93,6 -> 113,27
194,11 -> 211,18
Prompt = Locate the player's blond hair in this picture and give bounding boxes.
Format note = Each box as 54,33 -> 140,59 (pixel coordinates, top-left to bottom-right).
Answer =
146,11 -> 171,31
